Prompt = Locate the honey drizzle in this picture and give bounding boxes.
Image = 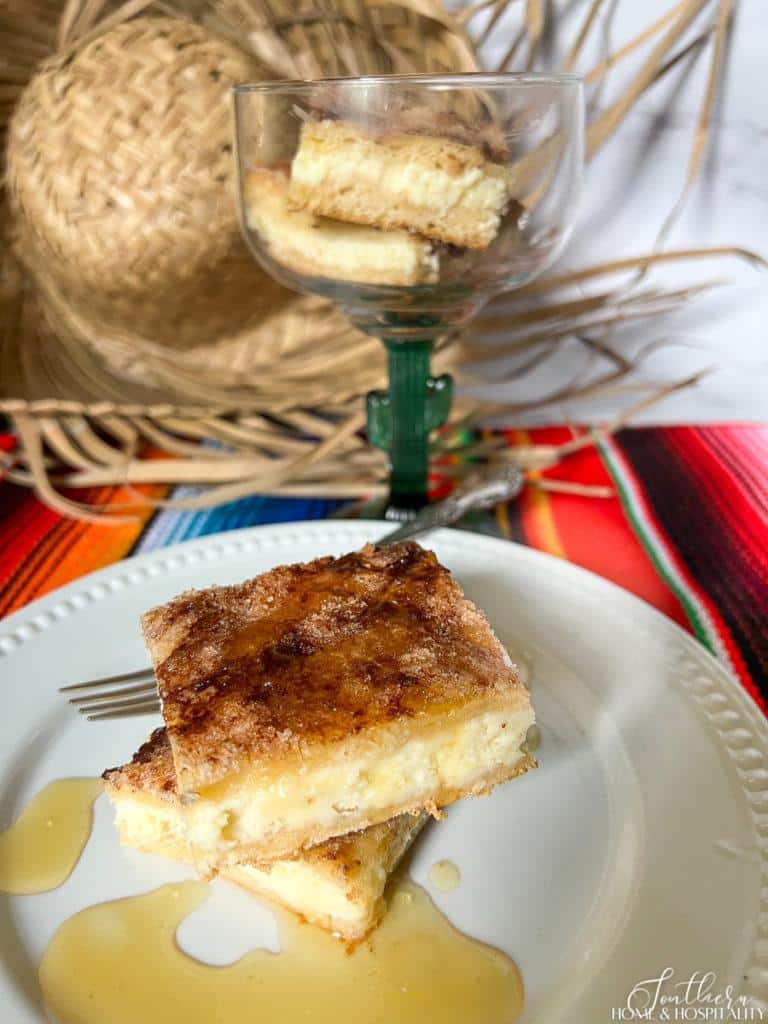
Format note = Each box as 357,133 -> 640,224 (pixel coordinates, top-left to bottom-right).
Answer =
0,779 -> 102,894
428,858 -> 461,892
40,880 -> 523,1024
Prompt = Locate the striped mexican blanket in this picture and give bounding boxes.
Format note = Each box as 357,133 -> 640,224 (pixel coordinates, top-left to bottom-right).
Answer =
1,424 -> 765,711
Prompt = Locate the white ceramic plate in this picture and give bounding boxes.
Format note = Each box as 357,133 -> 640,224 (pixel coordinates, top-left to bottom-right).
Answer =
1,522 -> 765,1023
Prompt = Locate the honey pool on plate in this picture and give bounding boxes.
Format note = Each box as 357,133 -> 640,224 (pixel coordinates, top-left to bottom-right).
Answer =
0,778 -> 102,894
1,777 -> 523,1021
40,880 -> 524,1024
428,859 -> 461,892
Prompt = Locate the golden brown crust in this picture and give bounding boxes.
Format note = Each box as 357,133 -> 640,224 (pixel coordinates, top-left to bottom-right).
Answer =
103,727 -> 177,804
142,542 -> 527,792
392,109 -> 509,163
301,812 -> 426,887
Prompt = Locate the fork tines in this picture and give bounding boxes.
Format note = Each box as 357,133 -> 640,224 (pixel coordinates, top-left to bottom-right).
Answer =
60,666 -> 159,721
84,699 -> 161,721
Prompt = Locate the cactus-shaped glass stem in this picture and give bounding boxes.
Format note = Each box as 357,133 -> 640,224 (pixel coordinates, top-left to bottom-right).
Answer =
367,339 -> 453,515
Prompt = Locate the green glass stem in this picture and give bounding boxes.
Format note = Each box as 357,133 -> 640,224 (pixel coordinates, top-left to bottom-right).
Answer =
367,339 -> 453,514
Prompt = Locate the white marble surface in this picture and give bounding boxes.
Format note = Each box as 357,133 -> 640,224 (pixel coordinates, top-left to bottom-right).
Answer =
461,0 -> 767,424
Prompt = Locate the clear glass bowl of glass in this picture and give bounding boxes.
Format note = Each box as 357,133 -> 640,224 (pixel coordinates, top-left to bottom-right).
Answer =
233,73 -> 583,515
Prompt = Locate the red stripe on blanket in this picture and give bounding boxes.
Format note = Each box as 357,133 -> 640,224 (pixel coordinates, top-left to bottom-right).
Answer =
614,429 -> 763,710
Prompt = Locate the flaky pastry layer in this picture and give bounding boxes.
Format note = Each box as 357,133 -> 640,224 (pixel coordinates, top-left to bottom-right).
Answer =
288,120 -> 513,250
244,168 -> 438,286
104,728 -> 426,940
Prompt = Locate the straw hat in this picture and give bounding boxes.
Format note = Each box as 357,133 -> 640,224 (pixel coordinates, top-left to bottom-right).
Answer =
3,3 -> 479,395
6,16 -> 290,364
0,0 -> 485,516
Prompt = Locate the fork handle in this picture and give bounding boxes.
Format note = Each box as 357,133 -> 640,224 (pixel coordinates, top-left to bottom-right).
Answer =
376,464 -> 525,546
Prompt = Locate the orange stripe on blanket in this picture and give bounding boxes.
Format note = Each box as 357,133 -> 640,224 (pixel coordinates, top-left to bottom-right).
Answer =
2,483 -> 167,616
511,429 -> 566,558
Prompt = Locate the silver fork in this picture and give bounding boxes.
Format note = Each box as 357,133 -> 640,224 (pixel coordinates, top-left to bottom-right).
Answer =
61,668 -> 162,721
60,465 -> 524,721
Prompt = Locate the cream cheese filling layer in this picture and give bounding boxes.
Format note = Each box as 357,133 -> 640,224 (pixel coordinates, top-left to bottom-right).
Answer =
184,705 -> 534,858
113,795 -> 186,858
111,795 -> 366,929
292,146 -> 509,223
225,860 -> 364,929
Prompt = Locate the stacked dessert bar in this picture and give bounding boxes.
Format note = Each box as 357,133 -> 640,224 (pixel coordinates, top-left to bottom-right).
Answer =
104,542 -> 535,940
243,118 -> 515,286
